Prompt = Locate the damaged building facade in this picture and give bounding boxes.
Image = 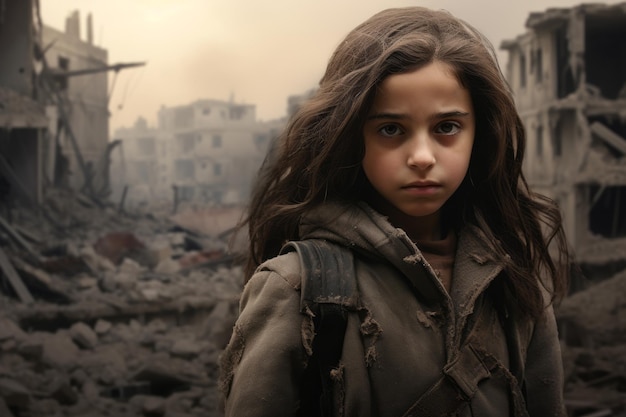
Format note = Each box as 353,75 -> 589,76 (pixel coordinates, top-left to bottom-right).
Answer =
0,3 -> 111,206
501,2 -> 626,277
111,100 -> 283,209
0,1 -> 50,206
41,11 -> 109,194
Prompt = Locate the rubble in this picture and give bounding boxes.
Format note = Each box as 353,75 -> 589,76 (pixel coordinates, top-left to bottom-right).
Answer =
559,268 -> 626,416
0,189 -> 242,417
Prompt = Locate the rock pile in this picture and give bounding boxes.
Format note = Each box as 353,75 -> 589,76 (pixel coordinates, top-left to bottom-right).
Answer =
0,189 -> 243,417
559,268 -> 626,416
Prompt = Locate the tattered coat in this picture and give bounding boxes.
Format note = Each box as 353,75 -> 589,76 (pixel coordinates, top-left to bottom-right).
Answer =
219,201 -> 566,417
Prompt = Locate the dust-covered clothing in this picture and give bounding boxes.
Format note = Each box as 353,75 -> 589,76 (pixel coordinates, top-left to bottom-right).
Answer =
219,201 -> 566,417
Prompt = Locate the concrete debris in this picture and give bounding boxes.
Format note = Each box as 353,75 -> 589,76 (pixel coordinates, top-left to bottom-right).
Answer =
558,268 -> 626,414
0,188 -> 243,416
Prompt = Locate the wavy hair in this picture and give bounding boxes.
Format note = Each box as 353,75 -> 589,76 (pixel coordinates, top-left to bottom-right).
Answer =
241,7 -> 569,319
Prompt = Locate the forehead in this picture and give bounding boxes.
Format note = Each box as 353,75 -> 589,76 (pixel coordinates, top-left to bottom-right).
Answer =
370,61 -> 470,110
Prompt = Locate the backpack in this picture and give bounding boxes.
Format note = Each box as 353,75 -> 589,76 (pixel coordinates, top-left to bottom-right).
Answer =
280,239 -> 530,417
281,239 -> 358,417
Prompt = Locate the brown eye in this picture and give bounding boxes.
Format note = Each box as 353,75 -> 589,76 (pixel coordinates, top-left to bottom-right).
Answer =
379,124 -> 403,137
435,121 -> 460,135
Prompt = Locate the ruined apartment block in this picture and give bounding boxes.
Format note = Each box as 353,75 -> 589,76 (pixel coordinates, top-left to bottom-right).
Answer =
501,2 -> 626,278
112,100 -> 283,208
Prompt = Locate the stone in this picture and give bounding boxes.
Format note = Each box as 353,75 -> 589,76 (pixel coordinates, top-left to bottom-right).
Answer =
0,317 -> 26,342
41,331 -> 80,369
94,319 -> 112,335
170,339 -> 201,359
49,374 -> 79,405
69,322 -> 98,349
0,377 -> 30,409
17,336 -> 43,360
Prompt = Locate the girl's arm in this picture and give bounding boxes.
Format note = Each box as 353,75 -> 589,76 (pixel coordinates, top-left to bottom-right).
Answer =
523,303 -> 567,417
220,265 -> 307,417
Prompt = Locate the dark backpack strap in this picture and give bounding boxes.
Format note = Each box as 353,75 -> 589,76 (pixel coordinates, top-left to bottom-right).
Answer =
281,239 -> 358,417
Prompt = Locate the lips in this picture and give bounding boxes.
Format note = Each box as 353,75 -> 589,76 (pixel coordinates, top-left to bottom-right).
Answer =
402,180 -> 440,188
401,181 -> 441,195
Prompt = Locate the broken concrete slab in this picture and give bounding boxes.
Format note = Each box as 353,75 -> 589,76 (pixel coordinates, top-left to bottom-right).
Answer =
69,322 -> 98,349
40,331 -> 81,370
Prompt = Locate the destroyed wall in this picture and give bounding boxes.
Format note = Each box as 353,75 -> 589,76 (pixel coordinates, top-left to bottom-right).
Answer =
0,1 -> 47,206
503,6 -> 626,413
0,1 -> 35,96
501,2 -> 626,267
41,12 -> 109,191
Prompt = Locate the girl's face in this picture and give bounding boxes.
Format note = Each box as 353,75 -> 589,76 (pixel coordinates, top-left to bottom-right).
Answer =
362,61 -> 475,239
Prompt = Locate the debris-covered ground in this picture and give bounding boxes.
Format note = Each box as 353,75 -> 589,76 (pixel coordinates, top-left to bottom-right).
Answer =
0,189 -> 242,417
0,188 -> 625,416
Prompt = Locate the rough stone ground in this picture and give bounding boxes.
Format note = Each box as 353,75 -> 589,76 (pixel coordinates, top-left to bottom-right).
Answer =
0,189 -> 625,416
0,190 -> 242,417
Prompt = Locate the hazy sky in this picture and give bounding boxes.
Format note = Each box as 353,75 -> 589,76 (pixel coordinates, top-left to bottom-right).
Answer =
40,0 -> 623,134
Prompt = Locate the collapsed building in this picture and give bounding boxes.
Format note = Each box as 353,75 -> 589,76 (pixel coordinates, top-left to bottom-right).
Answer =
0,1 -> 143,208
502,4 -> 626,415
501,2 -> 626,283
0,3 -> 235,416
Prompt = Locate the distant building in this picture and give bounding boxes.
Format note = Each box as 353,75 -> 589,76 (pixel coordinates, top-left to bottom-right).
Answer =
113,99 -> 284,208
287,88 -> 316,118
501,2 -> 626,272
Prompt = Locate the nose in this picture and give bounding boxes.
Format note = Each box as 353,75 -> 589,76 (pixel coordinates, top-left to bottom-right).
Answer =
407,134 -> 436,170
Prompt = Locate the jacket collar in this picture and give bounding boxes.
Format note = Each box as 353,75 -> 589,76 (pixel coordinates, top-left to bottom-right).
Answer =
300,201 -> 508,308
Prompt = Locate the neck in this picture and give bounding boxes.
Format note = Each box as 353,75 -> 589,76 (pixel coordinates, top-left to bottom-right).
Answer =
366,195 -> 442,241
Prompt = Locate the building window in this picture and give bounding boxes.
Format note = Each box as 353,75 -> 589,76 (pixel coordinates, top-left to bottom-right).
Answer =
554,133 -> 562,157
179,186 -> 195,201
214,163 -> 222,176
534,48 -> 543,84
519,53 -> 526,88
177,133 -> 196,153
212,134 -> 222,148
229,106 -> 247,120
536,125 -> 544,157
589,185 -> 626,238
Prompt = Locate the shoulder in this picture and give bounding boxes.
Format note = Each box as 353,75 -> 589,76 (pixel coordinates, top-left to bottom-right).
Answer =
250,251 -> 303,291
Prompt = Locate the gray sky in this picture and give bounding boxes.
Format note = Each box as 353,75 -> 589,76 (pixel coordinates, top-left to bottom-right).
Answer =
41,0 -> 623,134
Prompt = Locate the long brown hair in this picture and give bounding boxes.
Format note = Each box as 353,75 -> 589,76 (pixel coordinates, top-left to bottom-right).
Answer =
241,7 -> 569,319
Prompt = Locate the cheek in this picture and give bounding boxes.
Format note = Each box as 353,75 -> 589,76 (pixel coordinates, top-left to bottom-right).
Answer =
362,147 -> 396,180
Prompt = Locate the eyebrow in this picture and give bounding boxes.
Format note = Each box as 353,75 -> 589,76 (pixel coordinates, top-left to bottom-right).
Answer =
366,110 -> 471,121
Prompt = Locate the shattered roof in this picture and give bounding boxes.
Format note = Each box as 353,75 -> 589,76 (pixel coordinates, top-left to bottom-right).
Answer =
526,2 -> 626,29
0,86 -> 48,129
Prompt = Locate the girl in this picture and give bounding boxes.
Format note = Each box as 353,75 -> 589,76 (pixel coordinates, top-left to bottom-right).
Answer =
220,7 -> 570,417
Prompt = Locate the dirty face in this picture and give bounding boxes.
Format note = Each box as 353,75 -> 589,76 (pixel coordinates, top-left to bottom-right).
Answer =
362,61 -> 475,239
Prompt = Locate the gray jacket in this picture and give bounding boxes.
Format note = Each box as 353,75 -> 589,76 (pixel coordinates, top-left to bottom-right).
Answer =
220,201 -> 566,417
